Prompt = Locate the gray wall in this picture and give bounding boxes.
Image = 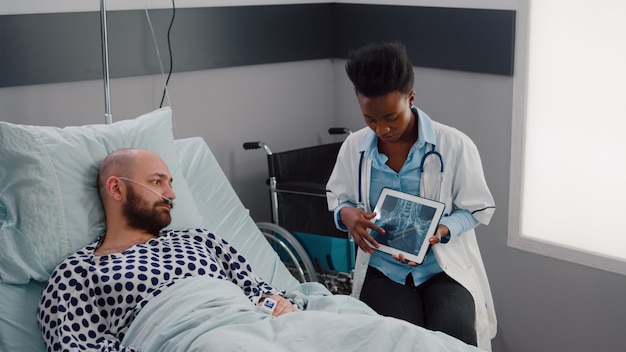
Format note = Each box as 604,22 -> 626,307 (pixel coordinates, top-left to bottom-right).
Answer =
4,56 -> 626,352
0,59 -> 336,222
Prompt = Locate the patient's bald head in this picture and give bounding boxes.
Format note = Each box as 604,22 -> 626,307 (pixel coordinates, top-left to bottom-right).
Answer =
98,148 -> 138,192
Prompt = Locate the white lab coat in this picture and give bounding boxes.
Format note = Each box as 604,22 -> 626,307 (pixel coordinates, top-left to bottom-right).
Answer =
326,111 -> 497,351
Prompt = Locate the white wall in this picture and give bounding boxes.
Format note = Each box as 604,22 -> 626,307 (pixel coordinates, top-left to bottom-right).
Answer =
0,0 -> 516,15
0,0 -> 329,15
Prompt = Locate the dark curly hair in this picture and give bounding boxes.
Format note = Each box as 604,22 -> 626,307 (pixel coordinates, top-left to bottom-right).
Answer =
345,41 -> 414,97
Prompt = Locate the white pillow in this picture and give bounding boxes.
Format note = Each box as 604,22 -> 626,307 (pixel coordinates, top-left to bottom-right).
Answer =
0,108 -> 205,284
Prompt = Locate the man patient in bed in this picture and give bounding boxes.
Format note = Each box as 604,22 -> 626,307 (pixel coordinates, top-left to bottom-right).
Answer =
37,148 -> 298,351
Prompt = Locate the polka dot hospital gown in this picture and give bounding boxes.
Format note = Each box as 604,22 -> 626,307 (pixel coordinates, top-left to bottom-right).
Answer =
37,229 -> 284,352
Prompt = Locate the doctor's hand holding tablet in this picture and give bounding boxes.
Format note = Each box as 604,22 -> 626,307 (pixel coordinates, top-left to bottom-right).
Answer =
340,202 -> 450,266
343,188 -> 447,266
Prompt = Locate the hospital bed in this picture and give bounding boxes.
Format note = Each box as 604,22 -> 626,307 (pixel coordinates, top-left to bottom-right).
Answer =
0,108 -> 303,351
0,108 -> 486,352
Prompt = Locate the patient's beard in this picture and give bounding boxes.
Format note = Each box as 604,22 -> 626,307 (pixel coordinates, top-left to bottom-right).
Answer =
122,186 -> 172,236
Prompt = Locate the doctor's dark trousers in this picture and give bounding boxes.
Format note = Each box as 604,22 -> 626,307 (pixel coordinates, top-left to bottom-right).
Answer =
360,266 -> 477,346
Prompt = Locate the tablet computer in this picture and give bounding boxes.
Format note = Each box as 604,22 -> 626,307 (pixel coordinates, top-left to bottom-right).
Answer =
368,188 -> 445,264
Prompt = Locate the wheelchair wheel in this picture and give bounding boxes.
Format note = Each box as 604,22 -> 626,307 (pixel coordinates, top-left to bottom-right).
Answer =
256,222 -> 318,283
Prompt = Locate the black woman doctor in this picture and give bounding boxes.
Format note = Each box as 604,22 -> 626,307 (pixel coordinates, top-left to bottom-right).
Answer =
325,41 -> 497,350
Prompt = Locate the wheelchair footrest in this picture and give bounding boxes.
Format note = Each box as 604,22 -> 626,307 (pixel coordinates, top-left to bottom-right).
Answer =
291,232 -> 355,273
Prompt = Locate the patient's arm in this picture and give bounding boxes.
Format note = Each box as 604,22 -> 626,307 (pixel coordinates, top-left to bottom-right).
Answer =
205,231 -> 285,304
37,256 -> 138,352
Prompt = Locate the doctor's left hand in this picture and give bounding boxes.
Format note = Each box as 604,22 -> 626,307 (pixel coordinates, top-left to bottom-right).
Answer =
428,224 -> 450,245
392,224 -> 450,266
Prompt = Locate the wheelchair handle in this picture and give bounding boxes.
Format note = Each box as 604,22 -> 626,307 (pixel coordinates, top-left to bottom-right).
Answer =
243,141 -> 273,155
243,141 -> 263,150
328,127 -> 351,135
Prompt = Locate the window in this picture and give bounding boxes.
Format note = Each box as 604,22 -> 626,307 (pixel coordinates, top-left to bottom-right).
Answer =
509,0 -> 626,274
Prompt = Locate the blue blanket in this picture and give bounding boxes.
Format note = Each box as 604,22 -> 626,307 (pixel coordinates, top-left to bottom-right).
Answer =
122,276 -> 482,351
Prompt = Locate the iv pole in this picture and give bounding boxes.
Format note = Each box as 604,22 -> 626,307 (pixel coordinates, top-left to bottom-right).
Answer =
100,0 -> 112,125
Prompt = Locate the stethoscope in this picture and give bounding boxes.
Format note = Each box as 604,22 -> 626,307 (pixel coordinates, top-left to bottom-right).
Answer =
356,128 -> 444,209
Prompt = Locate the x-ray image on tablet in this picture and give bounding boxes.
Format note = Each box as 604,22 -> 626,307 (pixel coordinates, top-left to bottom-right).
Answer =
369,188 -> 445,264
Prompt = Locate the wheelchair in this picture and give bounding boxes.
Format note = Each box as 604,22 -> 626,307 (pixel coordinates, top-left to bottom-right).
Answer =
243,128 -> 354,294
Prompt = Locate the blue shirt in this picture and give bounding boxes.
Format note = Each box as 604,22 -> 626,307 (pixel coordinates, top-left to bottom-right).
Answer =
335,110 -> 479,286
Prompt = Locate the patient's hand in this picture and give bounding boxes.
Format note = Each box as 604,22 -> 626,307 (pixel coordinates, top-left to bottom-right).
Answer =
259,295 -> 298,317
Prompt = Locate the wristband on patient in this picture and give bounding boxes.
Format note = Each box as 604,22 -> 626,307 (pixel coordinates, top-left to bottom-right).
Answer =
260,298 -> 277,314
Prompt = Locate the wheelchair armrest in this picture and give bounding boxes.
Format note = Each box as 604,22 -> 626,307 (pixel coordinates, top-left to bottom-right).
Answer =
275,181 -> 327,196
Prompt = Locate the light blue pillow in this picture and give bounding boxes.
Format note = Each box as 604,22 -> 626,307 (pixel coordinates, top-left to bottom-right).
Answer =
0,280 -> 46,352
174,137 -> 300,292
0,107 -> 205,284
